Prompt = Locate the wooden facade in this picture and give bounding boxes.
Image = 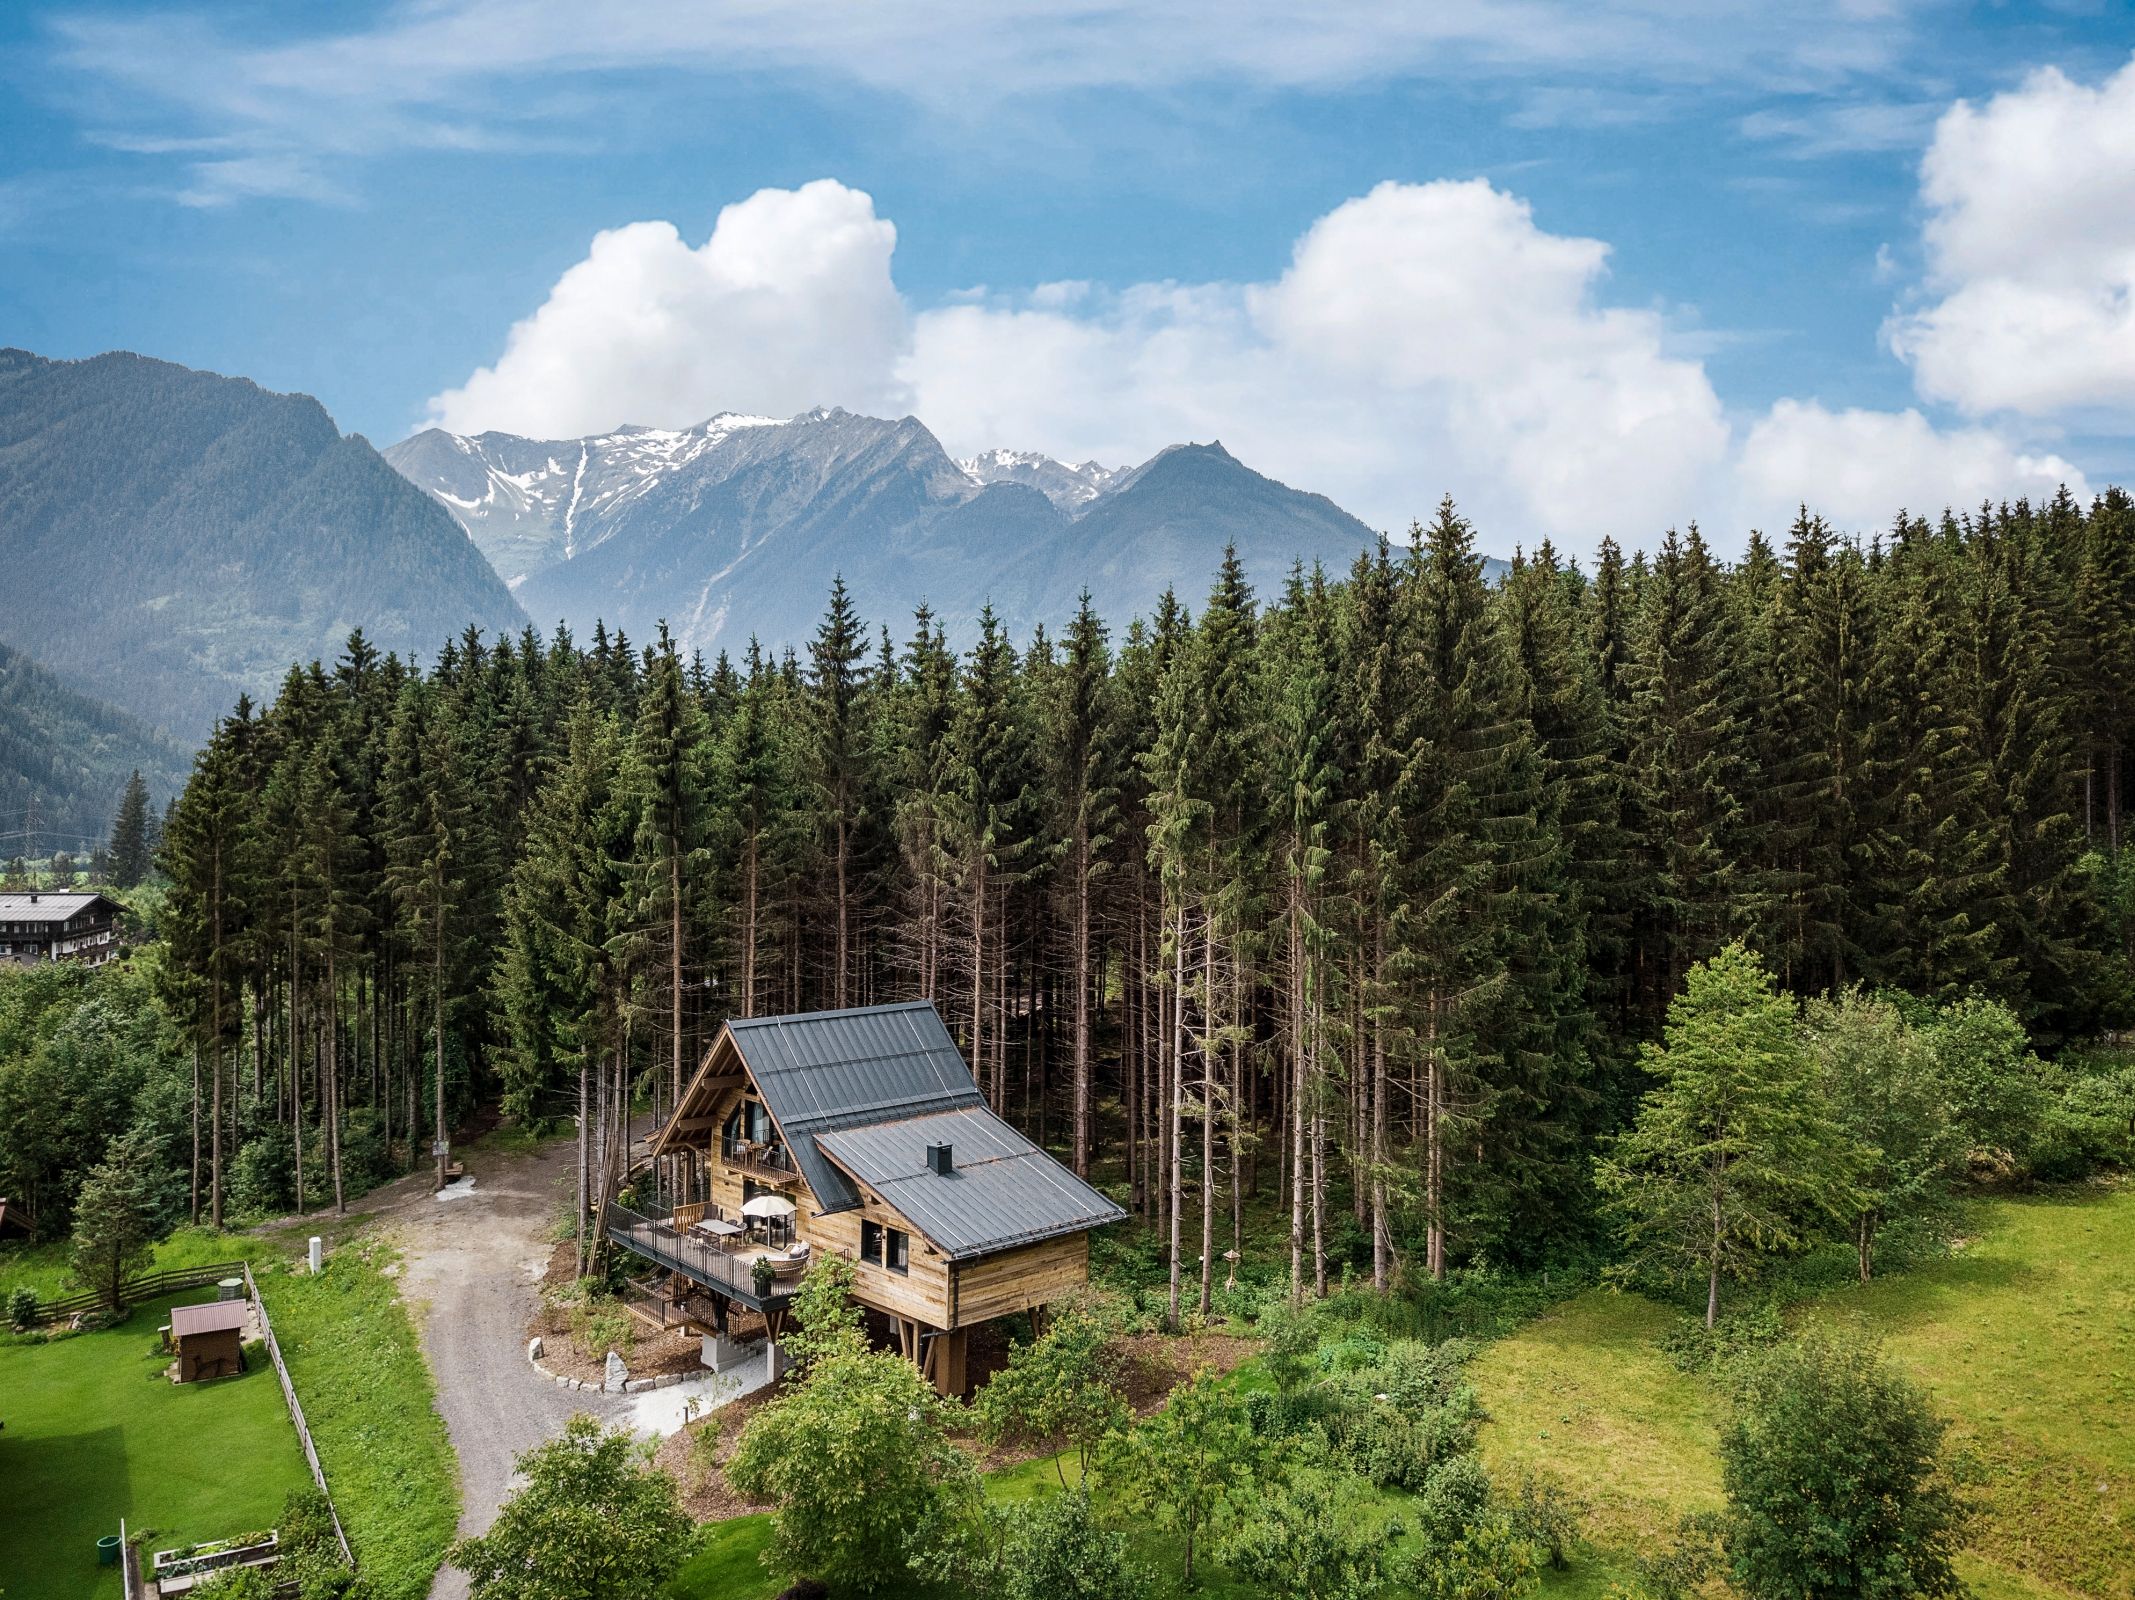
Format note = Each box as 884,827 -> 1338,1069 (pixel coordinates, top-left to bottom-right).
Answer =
0,892 -> 123,966
639,1002 -> 1123,1394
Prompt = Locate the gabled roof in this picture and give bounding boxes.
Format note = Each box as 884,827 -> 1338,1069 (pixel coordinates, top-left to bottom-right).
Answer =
817,1105 -> 1125,1261
171,1300 -> 248,1337
658,1000 -> 1124,1259
0,892 -> 116,925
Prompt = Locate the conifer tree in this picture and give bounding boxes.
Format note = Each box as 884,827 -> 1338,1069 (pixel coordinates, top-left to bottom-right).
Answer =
807,579 -> 872,1008
108,770 -> 152,888
1047,592 -> 1121,1176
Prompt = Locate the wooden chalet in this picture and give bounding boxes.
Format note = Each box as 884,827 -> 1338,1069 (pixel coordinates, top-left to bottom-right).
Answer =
606,1001 -> 1124,1395
0,891 -> 123,966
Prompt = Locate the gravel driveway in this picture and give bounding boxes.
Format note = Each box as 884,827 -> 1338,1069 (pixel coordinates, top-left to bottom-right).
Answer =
381,1139 -> 631,1600
374,1132 -> 771,1600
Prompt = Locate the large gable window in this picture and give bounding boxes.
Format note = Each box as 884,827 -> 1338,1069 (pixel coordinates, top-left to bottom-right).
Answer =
722,1097 -> 773,1155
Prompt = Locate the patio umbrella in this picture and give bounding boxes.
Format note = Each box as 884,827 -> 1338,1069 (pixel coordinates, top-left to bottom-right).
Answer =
740,1194 -> 796,1219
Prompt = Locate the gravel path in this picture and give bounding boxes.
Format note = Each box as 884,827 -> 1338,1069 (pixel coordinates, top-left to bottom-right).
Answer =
370,1134 -> 773,1600
378,1140 -> 631,1600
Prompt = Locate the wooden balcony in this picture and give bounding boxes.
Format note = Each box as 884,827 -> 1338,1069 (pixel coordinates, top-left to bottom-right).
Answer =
600,1201 -> 798,1315
721,1139 -> 799,1186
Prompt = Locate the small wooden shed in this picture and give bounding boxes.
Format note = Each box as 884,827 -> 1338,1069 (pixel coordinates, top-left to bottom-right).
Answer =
170,1300 -> 247,1382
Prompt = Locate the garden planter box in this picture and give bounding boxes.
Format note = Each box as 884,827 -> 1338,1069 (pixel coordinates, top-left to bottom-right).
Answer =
151,1531 -> 279,1593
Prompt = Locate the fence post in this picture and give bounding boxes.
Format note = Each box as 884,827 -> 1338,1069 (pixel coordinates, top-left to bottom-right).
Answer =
244,1264 -> 357,1570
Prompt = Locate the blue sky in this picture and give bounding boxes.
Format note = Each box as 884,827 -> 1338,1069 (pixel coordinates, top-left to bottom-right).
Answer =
3,1 -> 2131,554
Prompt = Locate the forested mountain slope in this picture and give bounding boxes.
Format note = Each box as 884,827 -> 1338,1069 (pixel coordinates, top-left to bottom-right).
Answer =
0,638 -> 192,849
388,409 -> 1445,655
0,349 -> 526,738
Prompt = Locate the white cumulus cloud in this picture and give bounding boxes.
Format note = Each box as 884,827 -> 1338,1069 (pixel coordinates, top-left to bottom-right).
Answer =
1886,55 -> 2135,423
428,174 -> 2092,555
1736,400 -> 2086,531
908,179 -> 1733,544
426,179 -> 909,438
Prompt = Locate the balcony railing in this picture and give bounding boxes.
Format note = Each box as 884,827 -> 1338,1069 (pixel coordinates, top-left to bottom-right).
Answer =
721,1139 -> 799,1184
601,1201 -> 797,1313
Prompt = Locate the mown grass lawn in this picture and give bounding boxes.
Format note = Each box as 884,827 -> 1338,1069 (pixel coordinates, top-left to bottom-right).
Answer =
0,1234 -> 459,1600
0,1293 -> 313,1600
1475,1186 -> 2135,1600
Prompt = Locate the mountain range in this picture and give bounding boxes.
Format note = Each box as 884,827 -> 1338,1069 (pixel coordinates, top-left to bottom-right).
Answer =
386,407 -> 1415,658
0,349 -> 526,740
0,346 -> 1480,802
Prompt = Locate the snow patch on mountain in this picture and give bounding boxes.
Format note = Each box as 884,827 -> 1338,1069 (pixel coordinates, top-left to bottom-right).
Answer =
958,448 -> 1122,512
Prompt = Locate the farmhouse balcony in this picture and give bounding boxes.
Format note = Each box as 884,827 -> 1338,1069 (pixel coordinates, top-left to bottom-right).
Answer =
600,1200 -> 800,1316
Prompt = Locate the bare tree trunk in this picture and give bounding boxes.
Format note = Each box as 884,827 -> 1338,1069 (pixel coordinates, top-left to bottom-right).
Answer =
191,1043 -> 201,1226
329,947 -> 345,1214
1288,881 -> 1306,1301
835,813 -> 851,1009
971,852 -> 987,1096
1199,924 -> 1215,1317
1072,815 -> 1092,1177
1167,900 -> 1186,1328
672,853 -> 685,1105
1371,926 -> 1389,1293
1426,991 -> 1445,1281
576,1059 -> 590,1277
433,908 -> 448,1193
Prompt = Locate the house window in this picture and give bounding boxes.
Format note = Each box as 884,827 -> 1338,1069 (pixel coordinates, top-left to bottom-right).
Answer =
860,1220 -> 884,1265
722,1098 -> 773,1155
886,1227 -> 910,1276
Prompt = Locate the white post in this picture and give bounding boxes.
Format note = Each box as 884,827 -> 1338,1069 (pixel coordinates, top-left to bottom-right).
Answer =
308,1237 -> 322,1275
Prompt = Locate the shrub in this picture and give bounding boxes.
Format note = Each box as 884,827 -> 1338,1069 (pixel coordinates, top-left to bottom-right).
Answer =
1415,1453 -> 1492,1550
7,1285 -> 38,1329
728,1349 -> 977,1593
228,1127 -> 295,1218
1657,1299 -> 1785,1378
685,1415 -> 723,1494
1221,1475 -> 1387,1600
1720,1335 -> 1970,1600
1405,1513 -> 1539,1600
450,1416 -> 692,1600
996,1491 -> 1152,1600
571,1297 -> 633,1362
1502,1471 -> 1584,1570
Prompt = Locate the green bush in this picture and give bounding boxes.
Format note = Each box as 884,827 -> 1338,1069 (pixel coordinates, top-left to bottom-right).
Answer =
6,1285 -> 37,1329
1502,1471 -> 1584,1570
1657,1299 -> 1786,1377
995,1492 -> 1151,1600
228,1127 -> 295,1218
1415,1453 -> 1492,1549
1720,1335 -> 1970,1600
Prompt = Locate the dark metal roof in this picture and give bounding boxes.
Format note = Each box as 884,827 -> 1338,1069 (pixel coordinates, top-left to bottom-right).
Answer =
816,1105 -> 1126,1261
727,1002 -> 987,1215
170,1300 -> 248,1337
720,1001 -> 1123,1257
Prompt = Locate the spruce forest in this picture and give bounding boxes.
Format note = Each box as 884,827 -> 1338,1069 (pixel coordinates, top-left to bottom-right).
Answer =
128,491 -> 2135,1308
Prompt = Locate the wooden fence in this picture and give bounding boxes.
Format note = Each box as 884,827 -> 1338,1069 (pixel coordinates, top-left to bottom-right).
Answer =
244,1263 -> 356,1571
27,1257 -> 357,1575
23,1261 -> 249,1326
